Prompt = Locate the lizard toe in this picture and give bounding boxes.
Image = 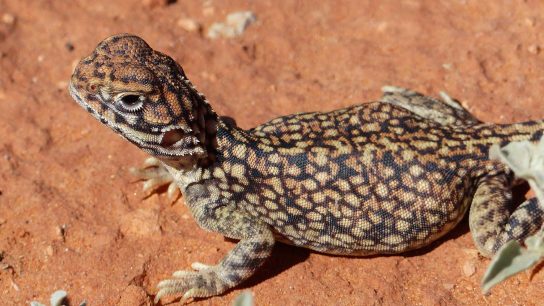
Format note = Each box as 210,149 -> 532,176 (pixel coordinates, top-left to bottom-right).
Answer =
129,158 -> 179,198
155,265 -> 230,304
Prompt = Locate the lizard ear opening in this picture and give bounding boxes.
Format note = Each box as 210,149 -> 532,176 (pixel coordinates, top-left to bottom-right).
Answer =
160,129 -> 185,148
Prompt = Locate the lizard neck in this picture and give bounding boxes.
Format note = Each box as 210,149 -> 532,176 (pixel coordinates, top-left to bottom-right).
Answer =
159,119 -> 247,196
158,79 -> 232,171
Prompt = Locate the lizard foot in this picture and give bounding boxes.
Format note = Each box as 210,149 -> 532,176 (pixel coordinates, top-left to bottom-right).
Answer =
129,157 -> 179,199
154,262 -> 231,304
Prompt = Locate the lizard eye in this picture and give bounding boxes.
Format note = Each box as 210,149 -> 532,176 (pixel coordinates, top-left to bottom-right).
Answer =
116,94 -> 144,112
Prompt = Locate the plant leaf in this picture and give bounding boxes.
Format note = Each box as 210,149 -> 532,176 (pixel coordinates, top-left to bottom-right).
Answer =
489,136 -> 544,202
232,291 -> 254,306
482,240 -> 542,293
50,290 -> 67,306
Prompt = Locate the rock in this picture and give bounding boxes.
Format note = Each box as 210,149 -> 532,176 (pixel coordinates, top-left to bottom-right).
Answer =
119,209 -> 160,238
528,44 -> 540,54
45,245 -> 54,257
118,285 -> 151,306
443,283 -> 454,290
525,17 -> 536,27
462,261 -> 476,277
177,17 -> 201,32
1,13 -> 15,26
65,41 -> 75,52
207,11 -> 257,39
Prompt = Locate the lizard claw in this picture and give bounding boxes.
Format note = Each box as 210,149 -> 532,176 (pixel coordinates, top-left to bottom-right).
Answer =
129,157 -> 180,199
190,262 -> 213,271
154,263 -> 229,304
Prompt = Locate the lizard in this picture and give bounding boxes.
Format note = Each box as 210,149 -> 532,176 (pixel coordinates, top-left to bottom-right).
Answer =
68,34 -> 544,303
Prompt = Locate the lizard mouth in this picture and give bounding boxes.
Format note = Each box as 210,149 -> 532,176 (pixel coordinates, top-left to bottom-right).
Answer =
160,129 -> 185,148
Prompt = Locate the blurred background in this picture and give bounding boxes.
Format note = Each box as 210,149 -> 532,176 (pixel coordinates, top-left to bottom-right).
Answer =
1,0 -> 543,305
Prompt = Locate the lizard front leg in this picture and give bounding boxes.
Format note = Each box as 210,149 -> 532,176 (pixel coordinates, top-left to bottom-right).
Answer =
155,191 -> 275,303
130,157 -> 180,199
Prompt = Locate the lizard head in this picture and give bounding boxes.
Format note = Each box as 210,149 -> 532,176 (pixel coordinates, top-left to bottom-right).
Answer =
69,34 -> 216,161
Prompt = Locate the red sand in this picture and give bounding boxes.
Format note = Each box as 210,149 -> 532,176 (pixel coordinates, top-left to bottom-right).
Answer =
1,1 -> 543,305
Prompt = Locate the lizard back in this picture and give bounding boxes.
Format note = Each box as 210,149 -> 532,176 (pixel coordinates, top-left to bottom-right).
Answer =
205,101 -> 542,255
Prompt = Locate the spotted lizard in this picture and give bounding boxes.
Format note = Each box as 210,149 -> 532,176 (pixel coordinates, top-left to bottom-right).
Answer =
68,34 -> 544,303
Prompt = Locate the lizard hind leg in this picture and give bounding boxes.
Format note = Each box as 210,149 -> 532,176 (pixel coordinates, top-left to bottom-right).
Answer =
380,86 -> 480,126
469,170 -> 544,257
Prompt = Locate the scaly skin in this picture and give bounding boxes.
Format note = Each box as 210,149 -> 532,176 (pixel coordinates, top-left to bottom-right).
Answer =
69,34 -> 544,303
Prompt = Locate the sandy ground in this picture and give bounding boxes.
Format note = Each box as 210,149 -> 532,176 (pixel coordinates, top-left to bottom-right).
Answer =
1,0 -> 544,305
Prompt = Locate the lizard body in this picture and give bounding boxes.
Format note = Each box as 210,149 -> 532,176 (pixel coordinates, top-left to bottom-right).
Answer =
69,34 -> 544,302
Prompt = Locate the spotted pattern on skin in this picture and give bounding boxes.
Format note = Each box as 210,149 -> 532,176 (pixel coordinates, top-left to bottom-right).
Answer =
69,34 -> 544,302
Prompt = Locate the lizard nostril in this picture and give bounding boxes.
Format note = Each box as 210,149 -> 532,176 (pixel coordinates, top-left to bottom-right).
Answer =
161,129 -> 184,147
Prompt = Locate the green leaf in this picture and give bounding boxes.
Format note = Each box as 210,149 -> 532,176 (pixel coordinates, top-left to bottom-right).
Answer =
482,240 -> 542,293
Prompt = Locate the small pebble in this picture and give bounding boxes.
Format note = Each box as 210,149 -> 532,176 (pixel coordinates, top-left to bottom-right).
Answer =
226,11 -> 257,34
65,42 -> 75,52
11,279 -> 19,291
55,224 -> 66,240
443,283 -> 454,290
1,13 -> 15,25
463,261 -> 476,277
177,17 -> 201,32
525,17 -> 536,27
119,209 -> 159,237
207,11 -> 257,39
442,63 -> 453,70
528,44 -> 540,54
45,245 -> 54,257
